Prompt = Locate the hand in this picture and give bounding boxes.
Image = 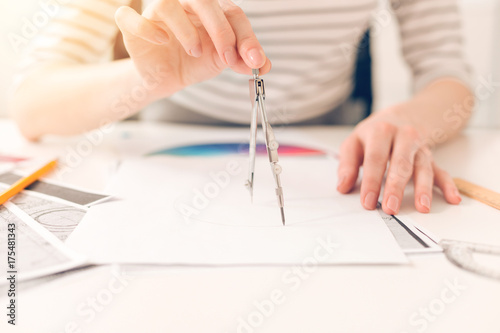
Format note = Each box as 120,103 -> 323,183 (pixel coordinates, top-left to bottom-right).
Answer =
336,106 -> 462,215
115,0 -> 271,99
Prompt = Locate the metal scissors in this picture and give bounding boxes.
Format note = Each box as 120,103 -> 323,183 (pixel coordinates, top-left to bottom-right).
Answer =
246,69 -> 286,225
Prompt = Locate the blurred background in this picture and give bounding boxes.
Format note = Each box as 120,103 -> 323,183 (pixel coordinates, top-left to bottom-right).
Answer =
1,0 -> 499,127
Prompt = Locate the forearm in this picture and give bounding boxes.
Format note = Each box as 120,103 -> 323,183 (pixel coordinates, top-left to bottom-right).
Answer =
394,78 -> 474,147
11,59 -> 167,140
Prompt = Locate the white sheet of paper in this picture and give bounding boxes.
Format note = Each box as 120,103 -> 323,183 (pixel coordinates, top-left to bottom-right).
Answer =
66,154 -> 407,265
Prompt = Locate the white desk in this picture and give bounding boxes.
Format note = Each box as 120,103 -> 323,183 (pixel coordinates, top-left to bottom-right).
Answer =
1,120 -> 499,333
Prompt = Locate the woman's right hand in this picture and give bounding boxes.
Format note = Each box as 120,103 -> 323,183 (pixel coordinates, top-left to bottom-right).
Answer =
115,0 -> 271,100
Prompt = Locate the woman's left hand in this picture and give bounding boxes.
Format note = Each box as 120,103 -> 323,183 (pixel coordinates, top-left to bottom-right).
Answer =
336,105 -> 462,215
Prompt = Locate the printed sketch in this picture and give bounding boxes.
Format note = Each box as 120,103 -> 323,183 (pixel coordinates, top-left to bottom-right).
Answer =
10,193 -> 86,242
0,207 -> 76,281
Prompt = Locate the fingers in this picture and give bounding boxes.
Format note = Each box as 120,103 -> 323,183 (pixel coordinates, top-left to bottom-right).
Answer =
412,147 -> 434,213
381,126 -> 420,215
337,135 -> 363,194
338,119 -> 461,214
222,2 -> 268,70
359,123 -> 395,210
186,0 -> 238,66
145,0 -> 267,73
433,162 -> 462,205
151,0 -> 202,57
115,6 -> 169,45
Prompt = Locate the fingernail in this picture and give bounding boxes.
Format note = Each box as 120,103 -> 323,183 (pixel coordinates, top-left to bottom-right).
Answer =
453,189 -> 462,203
154,30 -> 169,44
420,194 -> 431,211
364,192 -> 378,210
247,48 -> 265,68
337,176 -> 346,190
190,44 -> 202,58
387,195 -> 399,213
224,48 -> 238,66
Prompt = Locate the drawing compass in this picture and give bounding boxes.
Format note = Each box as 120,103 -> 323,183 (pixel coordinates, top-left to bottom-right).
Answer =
246,69 -> 286,225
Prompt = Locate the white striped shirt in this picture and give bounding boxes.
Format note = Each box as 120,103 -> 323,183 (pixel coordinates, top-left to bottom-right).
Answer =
18,0 -> 471,124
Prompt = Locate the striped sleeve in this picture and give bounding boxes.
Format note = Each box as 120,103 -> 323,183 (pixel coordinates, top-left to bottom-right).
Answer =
391,0 -> 471,91
15,0 -> 130,86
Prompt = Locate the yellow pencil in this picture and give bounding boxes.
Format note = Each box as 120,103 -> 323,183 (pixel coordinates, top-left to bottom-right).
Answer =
0,159 -> 58,205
